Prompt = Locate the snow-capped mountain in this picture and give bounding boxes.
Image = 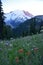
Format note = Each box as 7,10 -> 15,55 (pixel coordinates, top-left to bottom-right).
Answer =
4,10 -> 33,28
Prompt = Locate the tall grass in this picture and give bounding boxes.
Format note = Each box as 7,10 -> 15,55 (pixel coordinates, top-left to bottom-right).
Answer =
0,33 -> 43,65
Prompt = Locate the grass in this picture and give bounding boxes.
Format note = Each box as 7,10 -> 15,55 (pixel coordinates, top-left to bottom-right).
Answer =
0,33 -> 43,65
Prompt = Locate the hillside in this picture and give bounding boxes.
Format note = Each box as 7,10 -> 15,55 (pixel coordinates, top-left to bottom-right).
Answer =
13,16 -> 43,38
0,33 -> 43,65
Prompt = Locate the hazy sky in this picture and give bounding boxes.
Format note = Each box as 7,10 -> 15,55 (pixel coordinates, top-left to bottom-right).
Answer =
2,0 -> 43,15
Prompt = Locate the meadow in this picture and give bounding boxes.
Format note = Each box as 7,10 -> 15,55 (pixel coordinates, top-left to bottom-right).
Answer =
0,33 -> 43,65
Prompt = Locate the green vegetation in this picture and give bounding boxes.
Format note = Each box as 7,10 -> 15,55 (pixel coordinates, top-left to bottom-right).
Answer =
0,0 -> 4,39
0,33 -> 43,65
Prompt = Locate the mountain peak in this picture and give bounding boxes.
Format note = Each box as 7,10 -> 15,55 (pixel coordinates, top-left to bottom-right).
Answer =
4,10 -> 34,28
23,10 -> 33,17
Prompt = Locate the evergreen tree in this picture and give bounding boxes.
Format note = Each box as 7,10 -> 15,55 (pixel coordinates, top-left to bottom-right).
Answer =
30,18 -> 36,34
0,0 -> 4,39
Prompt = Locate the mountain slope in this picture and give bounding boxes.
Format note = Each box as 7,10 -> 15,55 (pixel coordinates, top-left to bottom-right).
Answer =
35,15 -> 43,26
4,10 -> 33,28
13,15 -> 43,37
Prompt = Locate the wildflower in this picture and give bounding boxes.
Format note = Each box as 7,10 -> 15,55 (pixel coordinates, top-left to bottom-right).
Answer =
34,47 -> 39,52
26,51 -> 31,56
10,37 -> 13,40
15,57 -> 19,63
0,41 -> 3,44
5,42 -> 9,46
18,49 -> 23,53
5,41 -> 10,46
9,44 -> 13,47
31,48 -> 33,51
34,47 -> 38,51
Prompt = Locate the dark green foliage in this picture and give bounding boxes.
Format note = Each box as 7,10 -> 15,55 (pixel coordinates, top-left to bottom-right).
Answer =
13,19 -> 31,38
30,18 -> 36,34
0,0 -> 4,39
6,25 -> 13,39
3,25 -> 13,39
22,31 -> 28,37
3,23 -> 7,39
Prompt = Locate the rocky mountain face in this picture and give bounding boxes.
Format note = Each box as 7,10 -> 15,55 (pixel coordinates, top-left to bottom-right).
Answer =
4,10 -> 33,28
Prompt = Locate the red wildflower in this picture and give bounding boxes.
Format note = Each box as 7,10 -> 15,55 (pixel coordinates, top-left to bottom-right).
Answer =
18,49 -> 23,53
34,48 -> 39,52
15,57 -> 19,63
26,51 -> 31,56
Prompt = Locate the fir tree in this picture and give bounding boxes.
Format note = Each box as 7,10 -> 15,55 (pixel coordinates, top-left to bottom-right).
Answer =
0,0 -> 4,39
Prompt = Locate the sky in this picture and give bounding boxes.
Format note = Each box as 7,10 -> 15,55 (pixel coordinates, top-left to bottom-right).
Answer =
2,0 -> 43,15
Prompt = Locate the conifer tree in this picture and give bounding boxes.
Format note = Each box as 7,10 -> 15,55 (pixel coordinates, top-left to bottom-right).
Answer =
0,0 -> 4,39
